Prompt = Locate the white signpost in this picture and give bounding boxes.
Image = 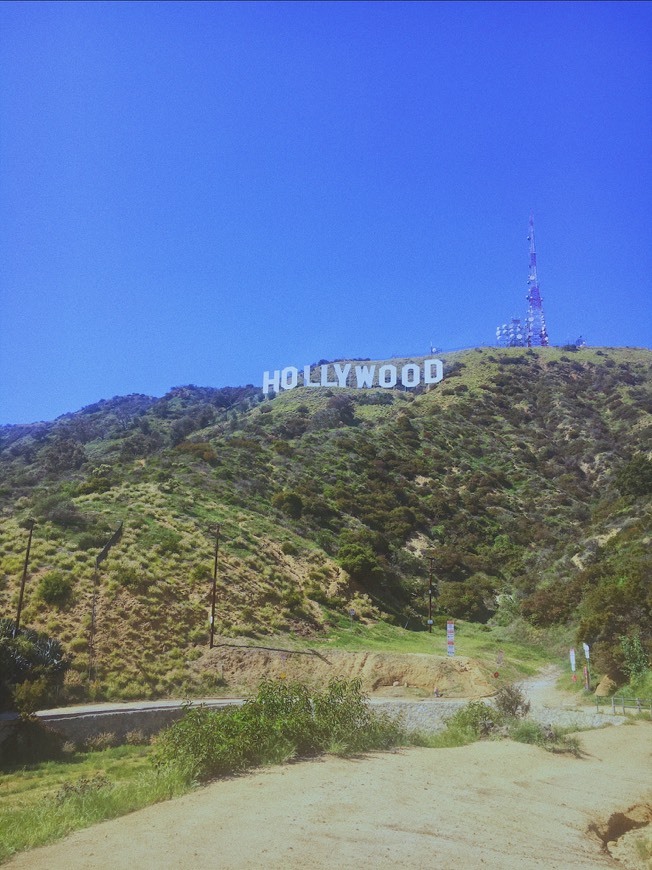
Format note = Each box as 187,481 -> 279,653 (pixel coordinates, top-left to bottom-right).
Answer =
263,358 -> 444,394
447,621 -> 455,657
582,643 -> 591,690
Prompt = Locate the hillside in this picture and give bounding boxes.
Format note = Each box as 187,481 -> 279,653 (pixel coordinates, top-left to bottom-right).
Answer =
0,346 -> 650,702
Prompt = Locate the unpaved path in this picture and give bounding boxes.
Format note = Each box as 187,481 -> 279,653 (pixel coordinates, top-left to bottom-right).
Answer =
8,723 -> 651,870
520,664 -> 581,708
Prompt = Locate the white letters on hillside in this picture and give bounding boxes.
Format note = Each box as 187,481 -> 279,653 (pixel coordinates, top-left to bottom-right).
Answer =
262,358 -> 444,394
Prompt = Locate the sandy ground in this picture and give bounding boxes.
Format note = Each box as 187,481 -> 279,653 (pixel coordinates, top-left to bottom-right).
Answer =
8,721 -> 651,870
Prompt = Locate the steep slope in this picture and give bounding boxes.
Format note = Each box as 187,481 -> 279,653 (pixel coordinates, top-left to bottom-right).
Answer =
0,346 -> 650,700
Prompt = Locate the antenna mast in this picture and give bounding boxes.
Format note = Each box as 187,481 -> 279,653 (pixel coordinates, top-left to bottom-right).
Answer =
525,213 -> 549,346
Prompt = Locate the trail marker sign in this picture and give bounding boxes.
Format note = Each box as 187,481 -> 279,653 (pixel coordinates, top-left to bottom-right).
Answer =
447,621 -> 455,657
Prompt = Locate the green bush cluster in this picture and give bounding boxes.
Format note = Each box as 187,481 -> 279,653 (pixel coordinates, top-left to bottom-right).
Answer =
153,678 -> 406,782
0,618 -> 69,713
436,685 -> 580,756
37,571 -> 73,606
445,701 -> 504,739
272,491 -> 303,519
507,721 -> 581,756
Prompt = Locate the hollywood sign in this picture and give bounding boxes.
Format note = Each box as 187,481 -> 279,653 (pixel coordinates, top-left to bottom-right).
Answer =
263,358 -> 444,394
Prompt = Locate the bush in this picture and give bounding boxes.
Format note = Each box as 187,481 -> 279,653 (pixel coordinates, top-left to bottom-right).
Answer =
37,571 -> 73,606
445,701 -> 504,739
55,774 -> 111,804
337,543 -> 384,587
620,632 -> 649,682
272,491 -> 303,519
0,619 -> 69,712
84,732 -> 118,752
281,541 -> 298,555
493,683 -> 531,719
616,455 -> 652,497
509,721 -> 581,756
153,678 -> 406,783
12,677 -> 50,714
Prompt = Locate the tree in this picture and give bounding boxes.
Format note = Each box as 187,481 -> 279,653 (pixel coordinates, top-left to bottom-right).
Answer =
338,543 -> 384,587
616,455 -> 652,497
272,491 -> 303,519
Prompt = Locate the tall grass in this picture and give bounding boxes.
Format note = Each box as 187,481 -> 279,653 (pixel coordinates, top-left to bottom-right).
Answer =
0,747 -> 187,863
0,768 -> 187,862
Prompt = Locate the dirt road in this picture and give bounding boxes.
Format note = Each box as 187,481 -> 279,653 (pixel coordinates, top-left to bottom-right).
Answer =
8,722 -> 651,870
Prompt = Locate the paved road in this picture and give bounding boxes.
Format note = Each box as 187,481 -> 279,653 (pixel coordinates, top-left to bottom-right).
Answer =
23,667 -> 624,737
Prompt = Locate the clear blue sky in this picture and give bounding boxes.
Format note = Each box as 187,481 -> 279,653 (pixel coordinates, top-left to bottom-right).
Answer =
1,0 -> 650,424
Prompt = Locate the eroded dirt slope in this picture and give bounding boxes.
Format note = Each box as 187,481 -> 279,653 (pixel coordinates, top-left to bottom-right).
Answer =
194,644 -> 496,697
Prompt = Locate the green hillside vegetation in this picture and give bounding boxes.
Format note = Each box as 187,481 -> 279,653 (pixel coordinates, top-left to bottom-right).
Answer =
0,346 -> 650,704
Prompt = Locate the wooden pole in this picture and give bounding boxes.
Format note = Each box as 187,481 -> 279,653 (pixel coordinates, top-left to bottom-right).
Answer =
13,519 -> 35,637
427,557 -> 435,633
209,524 -> 220,649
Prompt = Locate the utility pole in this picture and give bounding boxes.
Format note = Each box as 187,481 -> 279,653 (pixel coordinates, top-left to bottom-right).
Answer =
427,557 -> 436,633
13,519 -> 35,638
209,524 -> 220,649
88,522 -> 123,684
88,567 -> 99,683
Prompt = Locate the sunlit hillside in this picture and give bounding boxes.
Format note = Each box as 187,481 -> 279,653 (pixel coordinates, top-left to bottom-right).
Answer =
0,346 -> 650,701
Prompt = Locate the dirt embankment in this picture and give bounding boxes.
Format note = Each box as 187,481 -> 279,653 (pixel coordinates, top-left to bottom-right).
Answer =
194,644 -> 496,698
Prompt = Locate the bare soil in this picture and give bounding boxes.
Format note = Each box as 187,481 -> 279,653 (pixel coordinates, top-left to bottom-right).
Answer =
8,722 -> 651,870
195,643 -> 497,698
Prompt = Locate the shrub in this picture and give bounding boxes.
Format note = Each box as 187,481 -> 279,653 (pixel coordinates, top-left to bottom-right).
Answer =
12,677 -> 49,714
77,475 -> 113,495
153,678 -> 406,783
445,701 -> 503,738
0,619 -> 68,712
620,632 -> 649,682
55,774 -> 111,804
84,732 -> 118,752
493,683 -> 531,719
140,526 -> 182,555
77,531 -> 112,551
281,541 -> 298,555
616,455 -> 652,497
37,571 -> 73,606
337,543 -> 384,587
272,491 -> 303,519
175,441 -> 218,466
509,721 -> 581,756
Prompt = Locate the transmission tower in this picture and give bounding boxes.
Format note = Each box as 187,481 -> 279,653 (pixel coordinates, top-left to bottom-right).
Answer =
525,213 -> 549,346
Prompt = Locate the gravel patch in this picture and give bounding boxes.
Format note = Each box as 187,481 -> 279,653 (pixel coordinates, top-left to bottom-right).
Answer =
369,698 -> 628,734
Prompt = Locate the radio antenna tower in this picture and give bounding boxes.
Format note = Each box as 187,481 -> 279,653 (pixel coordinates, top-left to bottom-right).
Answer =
525,213 -> 549,346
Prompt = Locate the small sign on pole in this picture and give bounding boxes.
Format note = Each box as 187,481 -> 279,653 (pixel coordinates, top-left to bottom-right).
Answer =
447,621 -> 455,657
582,642 -> 590,660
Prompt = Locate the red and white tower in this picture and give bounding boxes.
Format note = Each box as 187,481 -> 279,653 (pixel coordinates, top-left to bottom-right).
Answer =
525,213 -> 549,347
